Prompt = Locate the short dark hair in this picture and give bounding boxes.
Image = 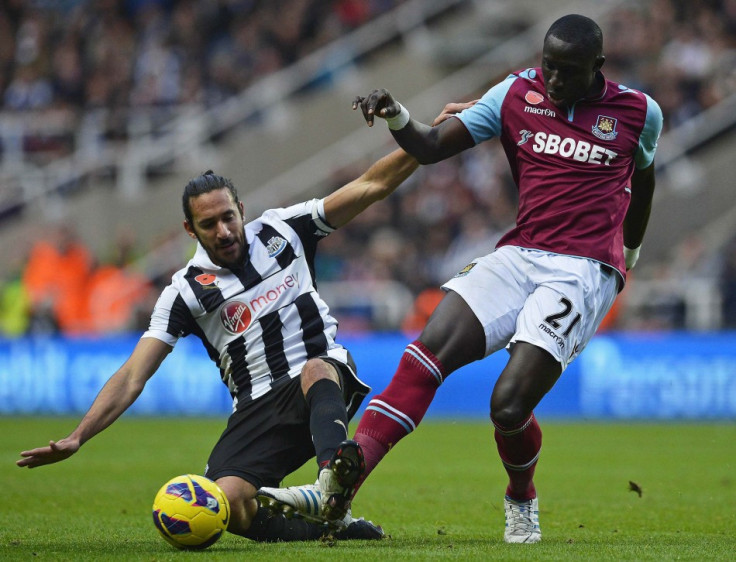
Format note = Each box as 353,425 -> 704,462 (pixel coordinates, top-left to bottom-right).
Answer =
182,170 -> 241,224
545,14 -> 603,55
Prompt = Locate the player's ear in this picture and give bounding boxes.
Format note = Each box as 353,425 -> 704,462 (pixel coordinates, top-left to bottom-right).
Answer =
594,54 -> 605,72
183,219 -> 197,239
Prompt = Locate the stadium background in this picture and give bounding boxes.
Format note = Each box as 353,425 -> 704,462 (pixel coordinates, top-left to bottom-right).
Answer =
1,0 -> 735,420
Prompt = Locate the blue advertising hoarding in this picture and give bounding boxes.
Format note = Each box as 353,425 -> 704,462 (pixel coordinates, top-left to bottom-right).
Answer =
1,332 -> 735,419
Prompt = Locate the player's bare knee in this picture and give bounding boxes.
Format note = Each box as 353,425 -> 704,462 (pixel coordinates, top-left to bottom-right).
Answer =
215,476 -> 256,532
490,401 -> 531,428
300,358 -> 339,395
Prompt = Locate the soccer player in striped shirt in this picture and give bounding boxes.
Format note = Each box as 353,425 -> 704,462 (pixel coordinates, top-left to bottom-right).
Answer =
16,101 -> 473,543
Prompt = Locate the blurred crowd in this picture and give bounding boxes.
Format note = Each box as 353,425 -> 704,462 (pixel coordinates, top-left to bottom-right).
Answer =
603,0 -> 736,132
1,0 -> 736,336
0,0 -> 405,165
0,224 -> 166,336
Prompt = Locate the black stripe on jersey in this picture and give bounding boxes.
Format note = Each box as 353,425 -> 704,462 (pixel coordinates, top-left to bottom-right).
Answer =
256,224 -> 297,270
260,310 -> 290,381
184,266 -> 225,313
295,292 -> 328,358
284,213 -> 321,287
167,293 -> 195,339
187,311 -> 223,366
284,213 -> 320,264
225,336 -> 251,398
231,258 -> 263,291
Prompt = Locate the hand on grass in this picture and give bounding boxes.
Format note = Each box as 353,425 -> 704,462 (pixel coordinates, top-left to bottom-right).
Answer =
17,438 -> 80,468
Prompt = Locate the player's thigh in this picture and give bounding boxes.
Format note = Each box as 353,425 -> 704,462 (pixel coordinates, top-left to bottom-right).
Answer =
205,377 -> 314,489
439,247 -> 533,363
418,290 -> 486,373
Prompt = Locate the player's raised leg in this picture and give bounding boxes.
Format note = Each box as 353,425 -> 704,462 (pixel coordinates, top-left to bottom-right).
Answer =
353,291 -> 485,493
258,358 -> 370,524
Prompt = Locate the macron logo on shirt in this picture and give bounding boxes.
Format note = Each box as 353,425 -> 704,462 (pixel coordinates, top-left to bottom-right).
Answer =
524,105 -> 555,117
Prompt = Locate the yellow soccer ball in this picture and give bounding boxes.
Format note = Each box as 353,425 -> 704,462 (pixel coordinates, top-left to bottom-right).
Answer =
152,474 -> 230,549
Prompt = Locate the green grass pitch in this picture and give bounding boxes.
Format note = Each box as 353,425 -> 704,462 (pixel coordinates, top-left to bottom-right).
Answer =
2,417 -> 735,561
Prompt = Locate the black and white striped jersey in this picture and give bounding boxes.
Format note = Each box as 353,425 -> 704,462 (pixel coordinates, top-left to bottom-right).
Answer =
143,198 -> 354,410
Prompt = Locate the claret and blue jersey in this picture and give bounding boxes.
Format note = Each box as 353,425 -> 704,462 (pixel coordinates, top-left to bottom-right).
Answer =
457,67 -> 663,278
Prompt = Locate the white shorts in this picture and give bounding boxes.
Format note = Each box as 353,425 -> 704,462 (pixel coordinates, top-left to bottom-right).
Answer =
442,246 -> 619,372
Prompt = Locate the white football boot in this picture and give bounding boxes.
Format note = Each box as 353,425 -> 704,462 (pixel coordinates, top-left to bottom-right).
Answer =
504,496 -> 541,543
257,483 -> 323,523
257,481 -> 383,539
258,440 -> 366,523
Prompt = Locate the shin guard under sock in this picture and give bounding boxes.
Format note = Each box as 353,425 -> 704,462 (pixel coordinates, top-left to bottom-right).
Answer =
306,378 -> 349,467
354,340 -> 445,491
492,413 -> 542,501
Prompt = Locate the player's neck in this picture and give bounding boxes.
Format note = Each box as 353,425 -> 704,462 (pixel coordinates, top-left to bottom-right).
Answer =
583,71 -> 605,100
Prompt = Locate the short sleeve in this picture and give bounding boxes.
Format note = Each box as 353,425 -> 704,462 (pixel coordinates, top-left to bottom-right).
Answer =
456,73 -> 518,144
635,94 -> 663,169
141,285 -> 188,347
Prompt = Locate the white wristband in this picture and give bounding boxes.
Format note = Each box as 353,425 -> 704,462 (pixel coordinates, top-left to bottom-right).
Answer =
385,103 -> 411,130
624,245 -> 641,270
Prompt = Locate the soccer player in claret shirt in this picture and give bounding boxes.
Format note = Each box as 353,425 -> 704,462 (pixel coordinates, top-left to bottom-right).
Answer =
259,14 -> 663,543
16,102 -> 474,544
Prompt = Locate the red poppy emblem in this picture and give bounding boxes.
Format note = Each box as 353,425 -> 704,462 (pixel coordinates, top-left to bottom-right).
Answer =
195,273 -> 217,286
525,91 -> 545,105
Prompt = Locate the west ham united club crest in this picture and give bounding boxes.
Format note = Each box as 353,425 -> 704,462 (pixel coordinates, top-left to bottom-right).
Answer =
453,262 -> 476,278
592,115 -> 618,141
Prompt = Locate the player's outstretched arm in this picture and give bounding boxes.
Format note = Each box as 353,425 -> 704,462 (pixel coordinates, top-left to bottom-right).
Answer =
325,100 -> 478,228
322,148 -> 418,229
16,337 -> 171,468
623,162 -> 656,270
353,89 -> 475,165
